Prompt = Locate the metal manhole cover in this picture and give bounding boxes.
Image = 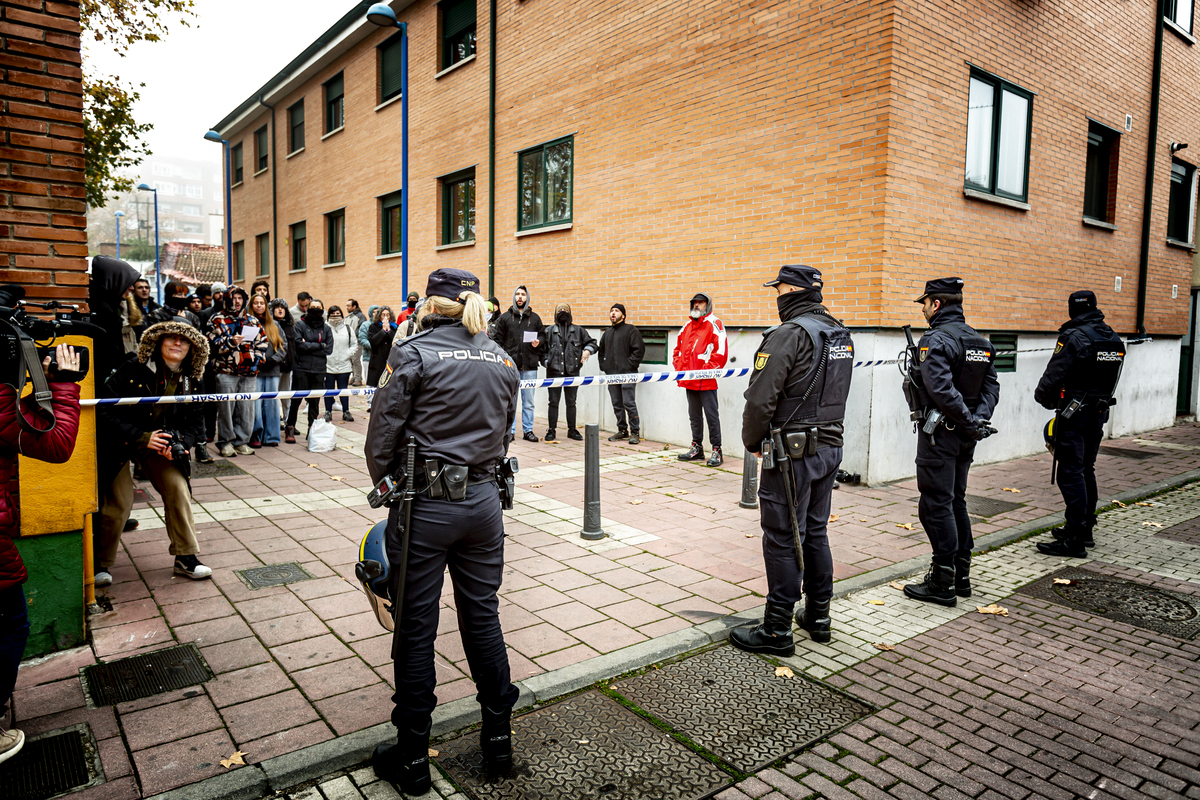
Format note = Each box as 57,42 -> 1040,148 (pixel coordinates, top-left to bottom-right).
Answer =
82,643 -> 214,706
1019,567 -> 1200,640
965,495 -> 1024,517
236,562 -> 314,589
0,726 -> 100,800
611,647 -> 871,772
435,690 -> 729,800
1099,446 -> 1159,460
193,459 -> 247,478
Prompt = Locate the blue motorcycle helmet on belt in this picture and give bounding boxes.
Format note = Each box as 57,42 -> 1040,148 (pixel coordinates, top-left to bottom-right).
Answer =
355,520 -> 395,632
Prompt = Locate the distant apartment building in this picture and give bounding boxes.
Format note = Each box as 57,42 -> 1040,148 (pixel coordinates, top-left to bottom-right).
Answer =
133,155 -> 225,246
213,0 -> 1200,482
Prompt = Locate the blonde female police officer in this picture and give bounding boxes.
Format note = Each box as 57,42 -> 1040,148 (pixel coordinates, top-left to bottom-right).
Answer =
365,268 -> 520,793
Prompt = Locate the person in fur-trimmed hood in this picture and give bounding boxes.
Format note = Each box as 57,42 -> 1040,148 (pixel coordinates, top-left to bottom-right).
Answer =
96,321 -> 215,587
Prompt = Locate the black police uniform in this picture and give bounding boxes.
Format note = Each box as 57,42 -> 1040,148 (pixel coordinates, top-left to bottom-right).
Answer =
906,279 -> 1000,606
1034,292 -> 1124,554
731,265 -> 854,655
365,270 -> 519,790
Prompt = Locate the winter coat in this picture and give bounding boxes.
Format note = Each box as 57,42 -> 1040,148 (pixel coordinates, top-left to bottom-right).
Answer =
367,320 -> 398,386
327,319 -> 358,374
253,316 -> 288,378
207,308 -> 268,376
293,315 -> 334,373
98,321 -> 210,487
599,321 -> 645,375
89,255 -> 142,386
359,305 -> 379,359
673,293 -> 727,391
541,314 -> 597,377
493,286 -> 545,371
0,381 -> 80,590
269,299 -> 296,373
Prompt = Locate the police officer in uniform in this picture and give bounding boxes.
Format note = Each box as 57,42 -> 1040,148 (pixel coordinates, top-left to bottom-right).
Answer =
731,265 -> 854,655
904,278 -> 1000,607
365,269 -> 520,794
1033,290 -> 1124,557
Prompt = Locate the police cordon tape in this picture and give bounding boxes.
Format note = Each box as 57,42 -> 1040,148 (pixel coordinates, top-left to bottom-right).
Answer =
78,350 -> 1053,407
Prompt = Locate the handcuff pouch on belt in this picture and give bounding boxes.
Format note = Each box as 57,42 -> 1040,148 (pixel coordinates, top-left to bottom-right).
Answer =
420,459 -> 470,501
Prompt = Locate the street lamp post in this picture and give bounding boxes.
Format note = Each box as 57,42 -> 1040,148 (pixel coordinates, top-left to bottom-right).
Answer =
204,130 -> 234,285
114,210 -> 125,258
136,183 -> 161,303
367,3 -> 409,301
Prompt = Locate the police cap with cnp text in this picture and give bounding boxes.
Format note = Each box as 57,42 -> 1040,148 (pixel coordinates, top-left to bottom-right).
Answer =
764,264 -> 823,289
425,268 -> 481,301
914,276 -> 965,303
1068,290 -> 1097,317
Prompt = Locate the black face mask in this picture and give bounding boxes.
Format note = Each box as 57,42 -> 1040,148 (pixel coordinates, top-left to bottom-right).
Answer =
555,311 -> 570,325
776,289 -> 820,322
305,308 -> 325,324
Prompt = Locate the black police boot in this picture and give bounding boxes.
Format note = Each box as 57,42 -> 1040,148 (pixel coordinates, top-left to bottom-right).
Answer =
795,597 -> 831,644
373,718 -> 432,795
1037,525 -> 1088,558
480,706 -> 513,773
954,553 -> 972,598
567,428 -> 583,440
1052,524 -> 1096,548
706,447 -> 723,467
677,442 -> 704,461
903,562 -> 957,607
544,429 -> 556,441
729,601 -> 795,656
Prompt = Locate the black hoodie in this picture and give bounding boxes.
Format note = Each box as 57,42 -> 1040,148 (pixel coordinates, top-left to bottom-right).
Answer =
541,307 -> 597,377
89,255 -> 142,385
493,285 -> 545,371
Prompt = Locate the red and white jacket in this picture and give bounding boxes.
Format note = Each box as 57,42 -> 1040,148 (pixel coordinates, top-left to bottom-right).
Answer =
673,312 -> 727,391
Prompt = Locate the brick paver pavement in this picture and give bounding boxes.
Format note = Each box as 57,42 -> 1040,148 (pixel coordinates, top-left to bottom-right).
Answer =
14,397 -> 1200,798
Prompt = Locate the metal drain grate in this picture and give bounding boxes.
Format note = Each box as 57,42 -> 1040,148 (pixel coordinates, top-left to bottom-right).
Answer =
611,647 -> 871,773
235,562 -> 314,589
82,643 -> 214,706
1019,567 -> 1200,640
1099,446 -> 1159,460
964,495 -> 1024,517
193,459 -> 248,478
0,729 -> 91,800
435,690 -> 729,800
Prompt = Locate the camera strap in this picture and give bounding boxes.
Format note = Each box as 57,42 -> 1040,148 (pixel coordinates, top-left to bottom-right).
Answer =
0,318 -> 55,434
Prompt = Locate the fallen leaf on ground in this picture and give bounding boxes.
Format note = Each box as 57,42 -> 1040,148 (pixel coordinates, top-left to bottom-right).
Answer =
859,518 -> 868,522
538,459 -> 552,463
577,739 -> 590,744
1053,578 -> 1074,585
889,581 -> 905,591
428,748 -> 439,757
306,463 -> 318,468
531,484 -> 543,488
976,604 -> 1009,616
829,513 -> 840,523
1002,487 -> 1021,493
678,490 -> 689,495
1143,521 -> 1164,528
631,499 -> 643,505
867,599 -> 885,606
220,751 -> 247,769
1135,502 -> 1155,507
331,476 -> 343,481
896,523 -> 914,530
774,666 -> 794,678
874,642 -> 895,651
744,533 -> 756,538
1113,500 -> 1127,508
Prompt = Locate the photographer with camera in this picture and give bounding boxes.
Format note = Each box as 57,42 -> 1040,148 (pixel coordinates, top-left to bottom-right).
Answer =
0,341 -> 83,764
96,321 -> 213,586
89,255 -> 142,387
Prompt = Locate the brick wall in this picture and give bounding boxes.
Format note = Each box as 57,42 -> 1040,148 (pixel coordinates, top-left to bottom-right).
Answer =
0,0 -> 87,306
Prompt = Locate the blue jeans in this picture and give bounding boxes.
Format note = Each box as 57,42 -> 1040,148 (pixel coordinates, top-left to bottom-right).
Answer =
0,584 -> 29,720
252,375 -> 281,445
512,370 -> 537,435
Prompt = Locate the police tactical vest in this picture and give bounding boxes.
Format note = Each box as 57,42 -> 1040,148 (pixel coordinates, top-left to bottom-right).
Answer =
939,322 -> 994,412
1063,323 -> 1124,403
771,314 -> 854,428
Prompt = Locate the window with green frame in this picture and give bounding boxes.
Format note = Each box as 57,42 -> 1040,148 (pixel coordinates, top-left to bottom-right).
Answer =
232,143 -> 244,183
288,101 -> 304,153
379,34 -> 403,103
326,209 -> 345,263
441,170 -> 475,244
441,0 -> 476,70
290,221 -> 306,272
987,332 -> 1017,373
641,329 -> 670,365
256,233 -> 269,277
233,240 -> 245,281
964,69 -> 1033,202
324,72 -> 344,133
518,136 -> 573,231
254,126 -> 269,172
380,191 -> 402,255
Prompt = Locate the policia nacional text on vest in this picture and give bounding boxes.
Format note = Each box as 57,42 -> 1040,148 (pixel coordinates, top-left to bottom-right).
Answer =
731,265 -> 854,656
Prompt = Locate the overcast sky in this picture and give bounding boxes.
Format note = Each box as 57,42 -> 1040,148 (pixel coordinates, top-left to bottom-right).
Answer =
84,1 -> 356,165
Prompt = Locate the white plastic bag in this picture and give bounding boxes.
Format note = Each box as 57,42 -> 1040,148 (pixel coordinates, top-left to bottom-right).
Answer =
308,418 -> 337,453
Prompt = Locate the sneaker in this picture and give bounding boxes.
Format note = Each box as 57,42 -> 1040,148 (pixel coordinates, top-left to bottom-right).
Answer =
219,443 -> 236,458
123,518 -> 139,532
608,431 -> 629,441
173,554 -> 213,580
194,444 -> 215,463
677,442 -> 704,461
249,440 -> 262,449
94,571 -> 113,588
567,429 -> 583,441
629,434 -> 641,445
0,727 -> 25,766
235,444 -> 254,456
706,447 -> 724,467
545,430 -> 556,442
324,412 -> 333,423
342,411 -> 354,422
523,431 -> 540,443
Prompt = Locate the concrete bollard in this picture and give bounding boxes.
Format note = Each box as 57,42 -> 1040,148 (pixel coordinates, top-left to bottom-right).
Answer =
580,423 -> 606,540
739,450 -> 759,509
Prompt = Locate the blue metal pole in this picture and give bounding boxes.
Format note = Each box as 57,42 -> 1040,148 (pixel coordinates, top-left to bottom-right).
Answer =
224,140 -> 233,285
152,191 -> 161,304
115,215 -> 121,258
400,22 -> 409,302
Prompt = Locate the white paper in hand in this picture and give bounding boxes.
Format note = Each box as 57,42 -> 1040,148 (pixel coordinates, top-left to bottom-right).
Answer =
522,331 -> 538,343
240,323 -> 261,341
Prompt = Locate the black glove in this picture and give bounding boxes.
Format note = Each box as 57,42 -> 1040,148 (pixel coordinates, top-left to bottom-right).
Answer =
967,416 -> 996,441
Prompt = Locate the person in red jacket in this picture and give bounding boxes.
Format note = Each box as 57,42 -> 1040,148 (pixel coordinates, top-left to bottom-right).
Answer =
0,344 -> 82,765
673,292 -> 727,466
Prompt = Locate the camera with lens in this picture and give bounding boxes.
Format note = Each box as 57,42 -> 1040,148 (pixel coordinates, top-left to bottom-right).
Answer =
0,284 -> 99,386
160,430 -> 191,465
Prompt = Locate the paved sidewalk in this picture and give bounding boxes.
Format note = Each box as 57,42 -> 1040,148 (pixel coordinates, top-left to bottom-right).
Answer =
13,399 -> 1200,799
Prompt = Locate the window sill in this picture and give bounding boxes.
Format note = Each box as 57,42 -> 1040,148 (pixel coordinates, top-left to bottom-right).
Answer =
1165,17 -> 1196,45
288,268 -> 307,274
253,167 -> 269,178
375,94 -> 402,112
286,147 -> 305,160
231,180 -> 244,189
321,126 -> 344,141
963,187 -> 1030,211
1082,217 -> 1117,231
435,54 -> 475,80
376,252 -> 402,261
435,240 -> 475,251
516,222 -> 573,238
1166,237 -> 1197,252
323,261 -> 347,269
